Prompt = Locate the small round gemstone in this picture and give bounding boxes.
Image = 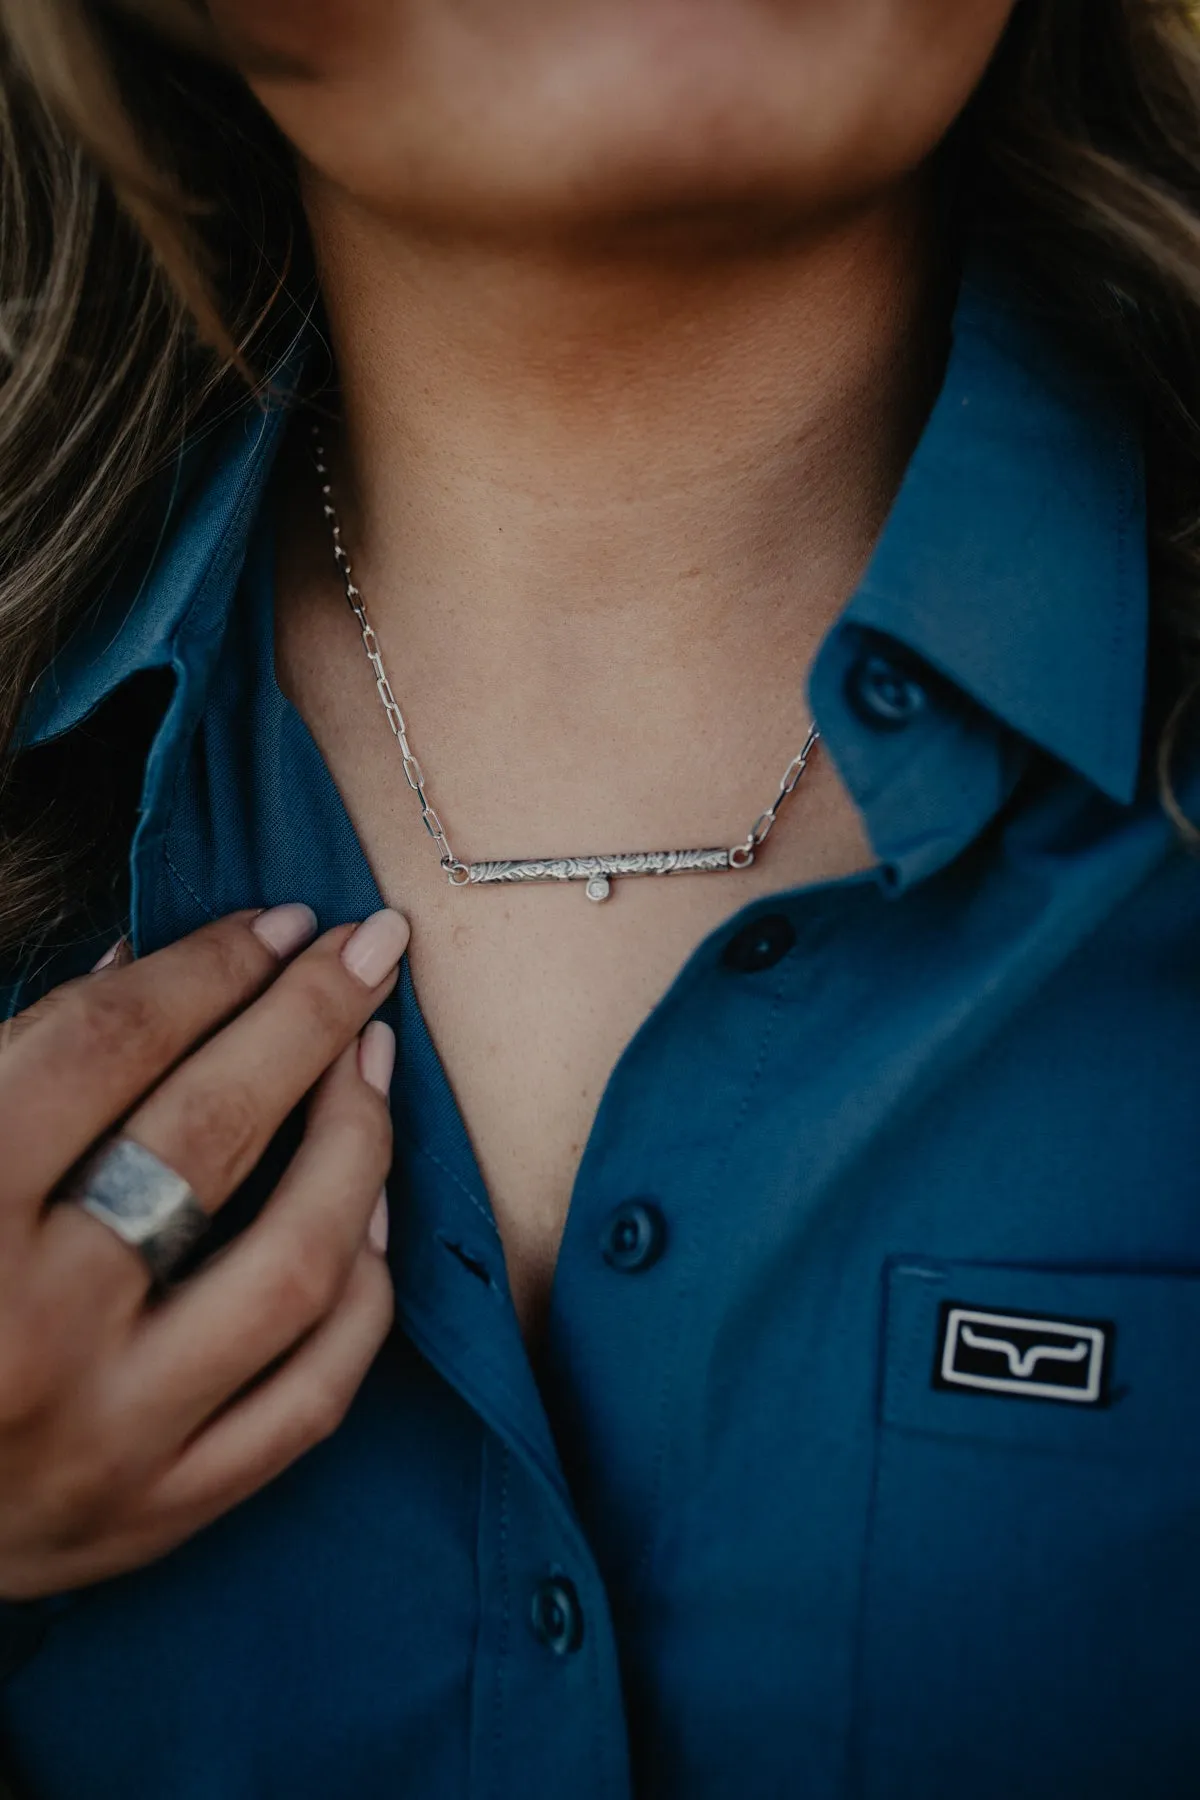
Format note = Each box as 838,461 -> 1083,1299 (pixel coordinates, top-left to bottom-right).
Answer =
586,876 -> 611,903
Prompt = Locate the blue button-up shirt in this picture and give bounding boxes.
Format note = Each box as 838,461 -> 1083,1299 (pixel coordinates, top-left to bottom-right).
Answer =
2,265 -> 1198,1800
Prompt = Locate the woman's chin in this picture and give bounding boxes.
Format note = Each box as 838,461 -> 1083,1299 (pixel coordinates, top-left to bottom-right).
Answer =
298,96 -> 930,246
251,0 -> 1013,242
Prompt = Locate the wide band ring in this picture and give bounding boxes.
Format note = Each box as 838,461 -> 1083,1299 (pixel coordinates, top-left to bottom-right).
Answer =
69,1138 -> 211,1285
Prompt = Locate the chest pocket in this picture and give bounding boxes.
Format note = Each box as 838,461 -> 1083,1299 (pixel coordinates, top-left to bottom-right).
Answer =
853,1259 -> 1200,1800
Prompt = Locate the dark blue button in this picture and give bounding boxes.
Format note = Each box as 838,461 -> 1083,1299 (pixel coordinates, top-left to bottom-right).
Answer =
722,913 -> 796,974
530,1577 -> 584,1656
600,1202 -> 666,1273
846,650 -> 928,729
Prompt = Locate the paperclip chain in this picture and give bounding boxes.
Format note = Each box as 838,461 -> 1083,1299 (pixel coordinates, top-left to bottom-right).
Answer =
312,430 -> 468,881
313,426 -> 820,893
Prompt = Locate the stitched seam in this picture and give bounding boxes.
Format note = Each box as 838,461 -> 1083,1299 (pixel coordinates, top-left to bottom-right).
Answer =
409,1137 -> 501,1240
489,1447 -> 511,1796
163,847 -> 220,922
633,968 -> 791,1591
841,1263 -> 897,1800
589,1594 -> 615,1800
466,1432 -> 488,1800
161,708 -> 199,849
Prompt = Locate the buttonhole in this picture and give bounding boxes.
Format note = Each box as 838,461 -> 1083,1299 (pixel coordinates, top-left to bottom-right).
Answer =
436,1235 -> 494,1287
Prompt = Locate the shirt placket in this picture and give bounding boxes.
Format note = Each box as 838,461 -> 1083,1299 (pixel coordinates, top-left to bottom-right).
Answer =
385,968 -> 633,1800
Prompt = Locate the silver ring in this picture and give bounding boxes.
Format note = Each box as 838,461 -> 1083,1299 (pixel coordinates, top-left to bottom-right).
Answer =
69,1138 -> 210,1284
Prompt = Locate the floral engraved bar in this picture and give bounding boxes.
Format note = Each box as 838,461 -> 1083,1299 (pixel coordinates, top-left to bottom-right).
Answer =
465,847 -> 733,901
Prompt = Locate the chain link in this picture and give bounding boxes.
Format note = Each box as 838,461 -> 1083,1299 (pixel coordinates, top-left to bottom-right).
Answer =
728,725 -> 821,865
313,428 -> 468,879
313,425 -> 820,883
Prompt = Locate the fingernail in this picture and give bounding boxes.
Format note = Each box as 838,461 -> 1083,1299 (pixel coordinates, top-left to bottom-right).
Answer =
341,909 -> 409,987
368,1191 -> 389,1254
91,939 -> 124,972
359,1020 -> 396,1097
251,903 -> 318,958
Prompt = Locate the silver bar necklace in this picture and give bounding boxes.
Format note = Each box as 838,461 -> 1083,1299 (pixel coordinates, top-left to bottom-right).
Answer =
313,429 -> 820,903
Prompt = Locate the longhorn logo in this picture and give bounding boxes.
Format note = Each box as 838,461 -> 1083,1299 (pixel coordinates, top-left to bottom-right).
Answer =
935,1305 -> 1110,1405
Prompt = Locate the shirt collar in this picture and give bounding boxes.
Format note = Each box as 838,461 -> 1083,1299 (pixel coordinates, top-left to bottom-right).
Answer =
835,257 -> 1147,805
22,266 -> 1147,804
20,366 -> 299,749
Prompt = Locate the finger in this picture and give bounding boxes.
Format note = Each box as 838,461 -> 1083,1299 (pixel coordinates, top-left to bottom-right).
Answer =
91,939 -> 131,973
39,912 -> 405,1305
0,906 -> 318,1210
5,1250 -> 396,1601
121,909 -> 406,1215
133,1248 -> 394,1531
122,1031 -> 394,1441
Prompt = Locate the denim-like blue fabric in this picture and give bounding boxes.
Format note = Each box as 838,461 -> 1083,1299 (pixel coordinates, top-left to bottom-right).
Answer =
2,265 -> 1198,1800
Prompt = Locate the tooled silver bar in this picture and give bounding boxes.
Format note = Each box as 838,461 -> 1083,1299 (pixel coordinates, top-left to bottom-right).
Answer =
466,848 -> 733,884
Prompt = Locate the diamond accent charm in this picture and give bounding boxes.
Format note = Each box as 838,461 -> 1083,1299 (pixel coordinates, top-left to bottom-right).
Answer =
586,876 -> 611,903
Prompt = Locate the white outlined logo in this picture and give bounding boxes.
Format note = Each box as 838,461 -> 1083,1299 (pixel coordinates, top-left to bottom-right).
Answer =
936,1305 -> 1110,1406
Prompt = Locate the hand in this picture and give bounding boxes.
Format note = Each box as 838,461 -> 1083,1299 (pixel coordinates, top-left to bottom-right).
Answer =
0,904 -> 409,1601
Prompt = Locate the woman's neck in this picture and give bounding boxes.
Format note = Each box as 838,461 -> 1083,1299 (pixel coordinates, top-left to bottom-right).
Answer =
303,178 -> 948,675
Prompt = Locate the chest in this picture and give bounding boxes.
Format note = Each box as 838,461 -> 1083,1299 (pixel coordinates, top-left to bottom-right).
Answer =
108,569 -> 1200,1798
314,767 -> 873,1334
23,828 -> 1200,1800
272,559 -> 874,1335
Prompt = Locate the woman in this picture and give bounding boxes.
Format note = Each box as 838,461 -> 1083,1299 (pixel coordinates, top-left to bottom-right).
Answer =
0,1 -> 1197,1794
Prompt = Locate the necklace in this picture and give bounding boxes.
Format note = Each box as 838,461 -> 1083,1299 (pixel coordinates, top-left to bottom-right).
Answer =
313,427 -> 820,903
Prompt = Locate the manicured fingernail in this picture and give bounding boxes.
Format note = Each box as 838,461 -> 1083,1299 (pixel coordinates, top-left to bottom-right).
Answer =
368,1191 -> 389,1253
92,939 -> 124,972
341,909 -> 409,987
251,903 -> 318,958
359,1020 -> 396,1097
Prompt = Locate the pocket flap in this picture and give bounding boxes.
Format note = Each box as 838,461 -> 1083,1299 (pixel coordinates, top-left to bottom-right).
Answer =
883,1259 -> 1200,1459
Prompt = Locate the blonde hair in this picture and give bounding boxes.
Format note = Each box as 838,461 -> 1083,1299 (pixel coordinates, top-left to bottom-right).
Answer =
1,0 -> 1200,953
